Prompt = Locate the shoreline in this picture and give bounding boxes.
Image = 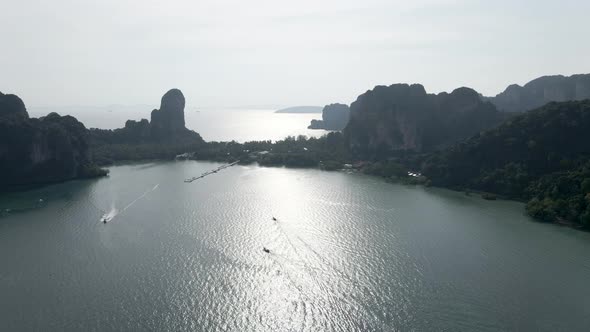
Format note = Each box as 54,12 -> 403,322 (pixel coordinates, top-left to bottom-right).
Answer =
3,157 -> 586,232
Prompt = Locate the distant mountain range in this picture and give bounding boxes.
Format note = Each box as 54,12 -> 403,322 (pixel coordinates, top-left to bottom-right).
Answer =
275,106 -> 323,113
487,73 -> 590,112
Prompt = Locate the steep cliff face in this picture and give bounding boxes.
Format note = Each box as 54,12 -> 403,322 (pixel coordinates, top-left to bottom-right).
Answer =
124,119 -> 151,141
150,89 -> 187,139
0,92 -> 104,188
344,84 -> 503,156
489,74 -> 590,112
0,92 -> 28,120
308,103 -> 350,130
90,89 -> 203,145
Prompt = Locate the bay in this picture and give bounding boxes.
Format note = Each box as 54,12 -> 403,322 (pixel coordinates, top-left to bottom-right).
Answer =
1,161 -> 590,331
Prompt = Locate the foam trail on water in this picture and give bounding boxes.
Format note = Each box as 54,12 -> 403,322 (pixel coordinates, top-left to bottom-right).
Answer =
120,184 -> 160,214
102,207 -> 118,222
104,184 -> 159,221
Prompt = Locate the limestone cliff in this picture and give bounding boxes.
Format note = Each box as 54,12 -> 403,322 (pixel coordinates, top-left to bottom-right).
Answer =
150,89 -> 187,139
344,84 -> 504,155
0,92 -> 105,188
90,89 -> 203,145
488,74 -> 590,112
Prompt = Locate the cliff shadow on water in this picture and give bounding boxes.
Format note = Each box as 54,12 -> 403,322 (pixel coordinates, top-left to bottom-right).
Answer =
0,178 -> 99,218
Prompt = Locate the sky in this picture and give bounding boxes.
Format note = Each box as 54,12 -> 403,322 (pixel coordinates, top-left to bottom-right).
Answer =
1,0 -> 589,108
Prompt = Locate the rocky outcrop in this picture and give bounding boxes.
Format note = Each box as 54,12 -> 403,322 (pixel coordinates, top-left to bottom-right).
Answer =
344,84 -> 504,156
124,119 -> 151,141
0,91 -> 28,120
90,89 -> 203,145
488,74 -> 590,112
0,92 -> 106,188
150,89 -> 187,139
308,103 -> 350,130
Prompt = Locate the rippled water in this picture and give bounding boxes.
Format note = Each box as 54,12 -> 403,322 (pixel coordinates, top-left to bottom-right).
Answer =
1,162 -> 590,331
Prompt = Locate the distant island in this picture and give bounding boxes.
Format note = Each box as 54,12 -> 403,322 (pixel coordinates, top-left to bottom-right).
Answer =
274,106 -> 323,113
308,103 -> 350,131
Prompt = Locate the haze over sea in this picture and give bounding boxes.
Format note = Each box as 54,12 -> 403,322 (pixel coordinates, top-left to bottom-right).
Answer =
28,106 -> 329,142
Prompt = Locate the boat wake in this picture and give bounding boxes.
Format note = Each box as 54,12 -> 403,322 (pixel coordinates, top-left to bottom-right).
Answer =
99,184 -> 159,222
118,184 -> 160,215
101,201 -> 118,222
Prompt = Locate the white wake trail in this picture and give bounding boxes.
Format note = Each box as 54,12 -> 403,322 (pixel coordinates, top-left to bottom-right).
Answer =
120,184 -> 160,213
104,184 -> 160,221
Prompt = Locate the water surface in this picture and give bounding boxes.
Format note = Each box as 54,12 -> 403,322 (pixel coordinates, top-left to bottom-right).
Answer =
1,162 -> 589,331
28,106 -> 327,142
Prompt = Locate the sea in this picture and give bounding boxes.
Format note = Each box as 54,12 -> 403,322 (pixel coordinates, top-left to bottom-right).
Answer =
1,108 -> 590,331
27,105 -> 329,142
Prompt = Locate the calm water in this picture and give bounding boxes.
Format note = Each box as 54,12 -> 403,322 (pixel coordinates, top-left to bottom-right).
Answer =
28,106 -> 328,142
1,162 -> 590,331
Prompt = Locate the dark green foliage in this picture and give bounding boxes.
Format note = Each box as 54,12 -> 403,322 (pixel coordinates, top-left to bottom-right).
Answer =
0,93 -> 107,189
193,132 -> 351,169
91,142 -> 205,165
344,84 -> 507,157
89,123 -> 203,146
523,162 -> 590,225
362,161 -> 407,178
488,74 -> 590,112
90,130 -> 352,170
88,88 -> 204,147
422,100 -> 590,227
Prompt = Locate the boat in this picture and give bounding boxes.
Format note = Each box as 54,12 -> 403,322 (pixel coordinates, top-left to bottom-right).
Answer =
272,217 -> 277,221
263,247 -> 270,254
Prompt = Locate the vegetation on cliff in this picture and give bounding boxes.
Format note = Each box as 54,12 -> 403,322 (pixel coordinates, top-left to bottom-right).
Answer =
89,89 -> 204,164
7,82 -> 590,231
90,89 -> 203,146
420,100 -> 590,227
488,73 -> 590,112
344,84 -> 506,157
88,89 -> 352,169
0,92 -> 107,189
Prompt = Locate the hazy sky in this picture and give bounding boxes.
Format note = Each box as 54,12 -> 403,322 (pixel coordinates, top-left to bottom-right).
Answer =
2,0 -> 589,107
